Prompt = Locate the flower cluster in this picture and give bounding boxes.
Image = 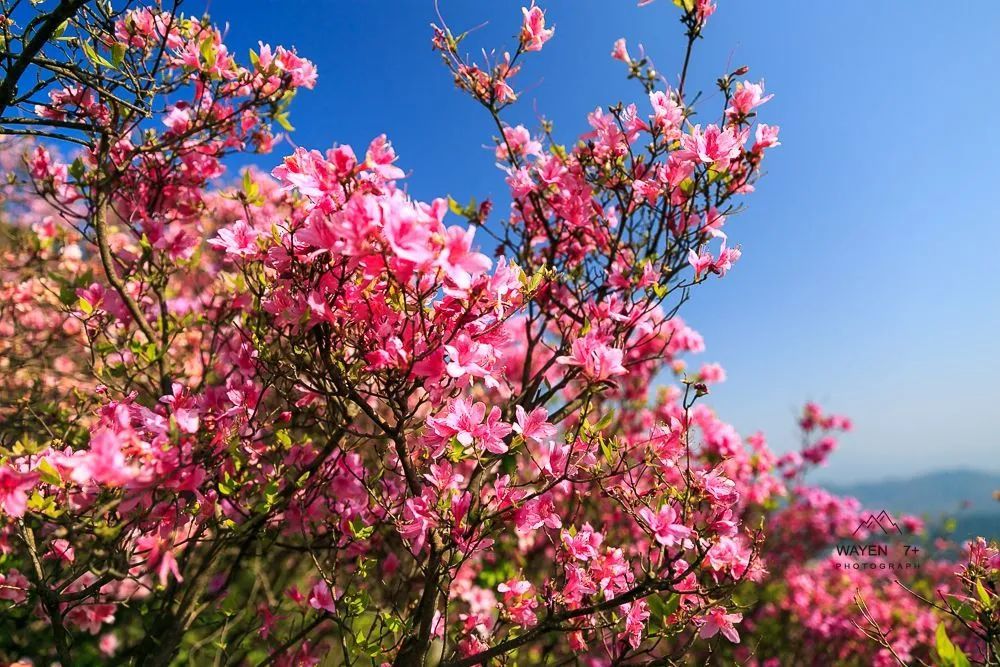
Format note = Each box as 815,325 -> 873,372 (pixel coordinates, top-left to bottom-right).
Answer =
0,1 -> 996,665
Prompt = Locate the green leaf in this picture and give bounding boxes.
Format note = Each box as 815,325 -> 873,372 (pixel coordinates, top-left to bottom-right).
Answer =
975,580 -> 992,607
111,42 -> 126,69
81,40 -> 113,69
58,285 -> 76,306
218,475 -> 235,497
275,112 -> 295,132
935,623 -> 955,662
349,519 -> 374,541
69,157 -> 85,180
935,622 -> 969,666
600,438 -> 615,464
593,410 -> 614,432
36,458 -> 61,486
199,36 -> 217,69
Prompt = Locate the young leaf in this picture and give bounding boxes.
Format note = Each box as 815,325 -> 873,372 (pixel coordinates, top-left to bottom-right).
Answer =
111,42 -> 126,69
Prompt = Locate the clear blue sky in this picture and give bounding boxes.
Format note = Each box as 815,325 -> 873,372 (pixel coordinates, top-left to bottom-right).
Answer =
202,0 -> 1000,483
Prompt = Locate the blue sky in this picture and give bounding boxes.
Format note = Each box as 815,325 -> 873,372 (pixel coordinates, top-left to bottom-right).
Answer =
202,0 -> 1000,483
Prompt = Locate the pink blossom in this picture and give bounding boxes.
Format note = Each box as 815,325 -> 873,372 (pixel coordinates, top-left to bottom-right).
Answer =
208,220 -> 259,257
520,5 -> 554,53
0,466 -> 39,518
619,600 -> 650,648
497,125 -> 542,161
308,580 -> 337,614
437,226 -> 492,289
513,405 -> 556,443
0,568 -> 30,603
611,38 -> 630,63
688,249 -> 713,278
366,134 -> 406,180
99,633 -> 119,656
561,523 -> 603,561
497,578 -> 538,627
638,504 -> 692,548
478,406 -> 513,454
70,428 -> 140,487
753,123 -> 781,151
726,80 -> 773,119
699,362 -> 726,384
696,607 -> 742,643
46,538 -> 76,564
679,124 -> 744,165
556,332 -> 627,381
649,90 -> 683,136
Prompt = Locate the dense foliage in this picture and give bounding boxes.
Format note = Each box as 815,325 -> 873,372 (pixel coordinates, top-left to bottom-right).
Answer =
0,1 -> 996,665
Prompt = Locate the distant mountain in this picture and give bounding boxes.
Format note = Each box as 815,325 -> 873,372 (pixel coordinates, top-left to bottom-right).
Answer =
826,469 -> 1000,517
826,470 -> 1000,541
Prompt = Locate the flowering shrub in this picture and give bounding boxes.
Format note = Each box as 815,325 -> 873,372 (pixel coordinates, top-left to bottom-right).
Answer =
0,1 -> 997,665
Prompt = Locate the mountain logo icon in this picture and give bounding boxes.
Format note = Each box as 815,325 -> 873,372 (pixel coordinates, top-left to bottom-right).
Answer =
852,510 -> 902,536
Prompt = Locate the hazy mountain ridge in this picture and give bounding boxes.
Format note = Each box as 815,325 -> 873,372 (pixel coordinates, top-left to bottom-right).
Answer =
823,469 -> 1000,517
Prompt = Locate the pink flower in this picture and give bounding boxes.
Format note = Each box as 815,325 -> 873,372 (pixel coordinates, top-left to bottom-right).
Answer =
162,105 -> 192,134
161,383 -> 201,434
381,200 -> 435,265
679,124 -> 743,165
513,494 -> 562,534
520,5 -> 554,53
649,90 -> 683,136
497,578 -> 538,627
696,606 -> 743,643
638,504 -> 692,548
562,565 -> 598,605
46,538 -> 76,564
273,45 -> 318,89
135,529 -> 184,586
442,398 -> 486,447
699,362 -> 726,384
649,420 -> 684,463
611,38 -> 630,63
0,466 -> 39,518
437,226 -> 492,289
688,249 -> 713,279
401,494 -> 438,551
619,600 -> 650,648
513,405 -> 556,443
699,469 -> 739,506
428,399 -> 511,455
556,332 -> 627,382
712,243 -> 741,277
753,123 -> 781,151
705,536 -> 751,577
366,134 -> 406,180
696,0 -> 717,24
725,80 -> 772,119
444,334 -> 497,387
99,633 -> 119,656
70,428 -> 140,487
308,580 -> 337,614
209,220 -> 260,258
478,406 -> 513,455
0,568 -> 30,603
497,125 -> 542,161
561,523 -> 603,561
